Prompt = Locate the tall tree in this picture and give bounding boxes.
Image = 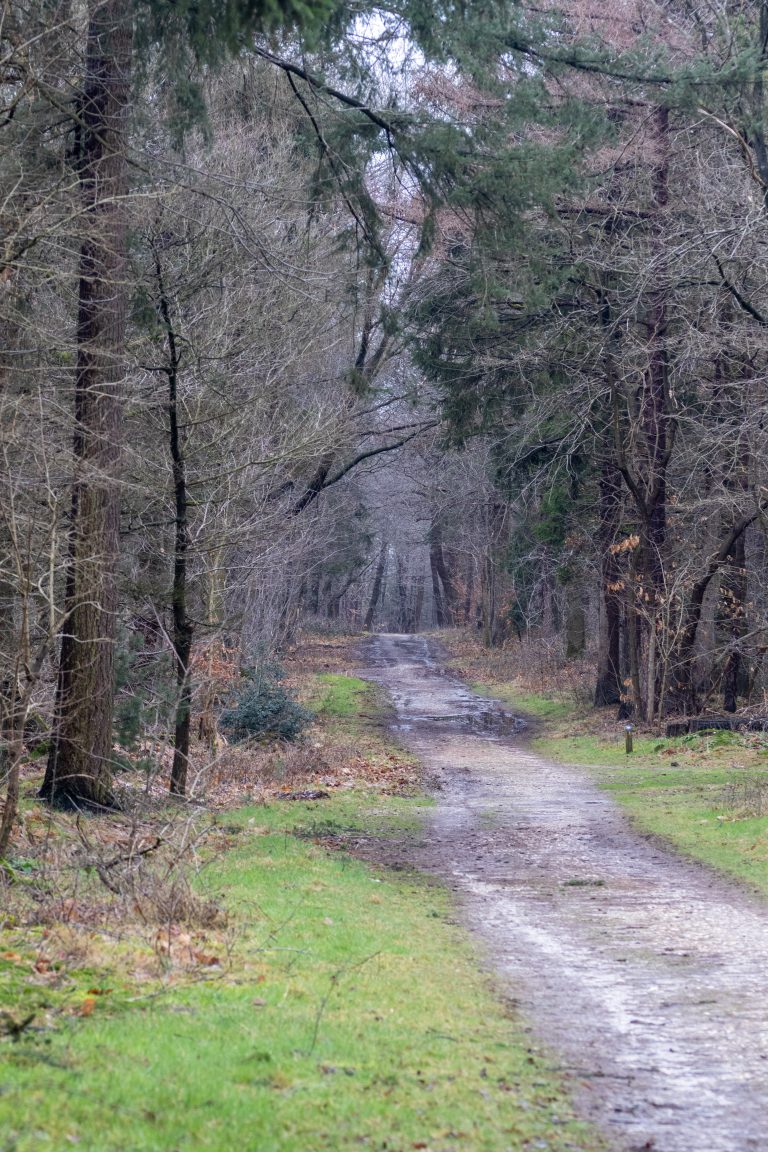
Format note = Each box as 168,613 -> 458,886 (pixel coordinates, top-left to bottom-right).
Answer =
41,0 -> 133,807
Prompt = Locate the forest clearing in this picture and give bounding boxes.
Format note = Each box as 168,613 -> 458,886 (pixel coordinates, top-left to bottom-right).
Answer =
6,1 -> 768,1149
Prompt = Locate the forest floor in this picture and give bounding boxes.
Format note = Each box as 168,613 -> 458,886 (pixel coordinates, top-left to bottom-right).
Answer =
362,631 -> 768,1152
0,633 -> 601,1152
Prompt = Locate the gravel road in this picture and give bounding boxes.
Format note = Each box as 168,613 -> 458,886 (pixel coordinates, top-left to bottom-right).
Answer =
361,632 -> 768,1152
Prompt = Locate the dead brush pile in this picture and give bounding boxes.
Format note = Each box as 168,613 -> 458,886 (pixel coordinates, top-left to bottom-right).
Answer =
206,728 -> 420,804
1,780 -> 232,994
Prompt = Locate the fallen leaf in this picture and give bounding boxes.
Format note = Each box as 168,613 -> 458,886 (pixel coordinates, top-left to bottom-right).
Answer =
192,951 -> 221,967
78,998 -> 96,1017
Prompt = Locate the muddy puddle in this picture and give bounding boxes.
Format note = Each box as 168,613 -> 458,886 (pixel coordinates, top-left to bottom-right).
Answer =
360,633 -> 768,1152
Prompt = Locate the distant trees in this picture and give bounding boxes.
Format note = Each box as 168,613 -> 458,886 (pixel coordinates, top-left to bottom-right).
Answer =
4,0 -> 527,838
392,1 -> 768,719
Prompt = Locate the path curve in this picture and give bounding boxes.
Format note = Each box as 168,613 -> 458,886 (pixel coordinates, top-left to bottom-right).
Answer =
361,633 -> 768,1152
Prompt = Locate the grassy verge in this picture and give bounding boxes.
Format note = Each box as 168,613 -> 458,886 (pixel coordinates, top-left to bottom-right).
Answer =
0,654 -> 602,1152
533,725 -> 768,895
471,682 -> 576,724
439,623 -> 768,896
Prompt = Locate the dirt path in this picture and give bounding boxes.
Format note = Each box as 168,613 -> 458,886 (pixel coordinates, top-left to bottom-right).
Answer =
360,633 -> 768,1152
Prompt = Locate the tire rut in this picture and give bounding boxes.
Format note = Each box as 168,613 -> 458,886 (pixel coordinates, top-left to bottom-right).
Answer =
360,632 -> 768,1152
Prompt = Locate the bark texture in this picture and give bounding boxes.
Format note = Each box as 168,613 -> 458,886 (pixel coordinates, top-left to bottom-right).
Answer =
42,1 -> 132,807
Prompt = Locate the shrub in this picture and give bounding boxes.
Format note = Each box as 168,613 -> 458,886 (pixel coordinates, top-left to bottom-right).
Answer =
219,663 -> 313,743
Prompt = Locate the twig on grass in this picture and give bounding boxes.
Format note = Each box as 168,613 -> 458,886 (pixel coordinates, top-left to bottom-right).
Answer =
305,950 -> 381,1057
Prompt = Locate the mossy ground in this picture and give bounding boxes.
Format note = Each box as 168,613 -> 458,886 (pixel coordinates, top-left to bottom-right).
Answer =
471,682 -> 575,723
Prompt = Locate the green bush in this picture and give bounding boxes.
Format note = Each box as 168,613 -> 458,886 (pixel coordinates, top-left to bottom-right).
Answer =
219,663 -> 313,742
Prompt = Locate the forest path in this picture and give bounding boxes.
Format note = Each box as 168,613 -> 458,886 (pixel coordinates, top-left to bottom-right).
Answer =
360,633 -> 768,1152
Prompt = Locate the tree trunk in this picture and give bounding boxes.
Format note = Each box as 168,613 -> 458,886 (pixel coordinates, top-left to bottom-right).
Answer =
480,550 -> 495,647
0,740 -> 22,859
429,524 -> 457,627
363,543 -> 386,631
462,556 -> 474,625
719,416 -> 751,713
646,622 -> 657,724
673,512 -> 760,711
151,244 -> 194,797
396,556 -> 409,631
430,540 -> 446,627
41,1 -> 132,808
309,569 -> 321,615
0,681 -> 21,857
564,585 -> 586,658
639,106 -> 671,718
410,573 -> 425,633
627,553 -> 643,717
721,531 -> 748,713
594,460 -> 623,705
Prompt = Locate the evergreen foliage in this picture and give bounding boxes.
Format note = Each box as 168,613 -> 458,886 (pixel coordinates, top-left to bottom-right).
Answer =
136,0 -> 341,59
219,665 -> 314,743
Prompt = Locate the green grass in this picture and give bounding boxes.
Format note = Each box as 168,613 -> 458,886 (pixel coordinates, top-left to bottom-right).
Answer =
2,658 -> 600,1152
0,790 -> 600,1152
472,683 -> 576,723
311,673 -> 371,717
599,766 -> 768,892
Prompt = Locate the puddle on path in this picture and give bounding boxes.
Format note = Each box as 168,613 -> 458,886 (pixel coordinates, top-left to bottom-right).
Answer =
361,632 -> 768,1152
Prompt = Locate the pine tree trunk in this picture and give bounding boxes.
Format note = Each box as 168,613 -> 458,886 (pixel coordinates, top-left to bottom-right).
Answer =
640,106 -> 671,718
41,1 -> 132,808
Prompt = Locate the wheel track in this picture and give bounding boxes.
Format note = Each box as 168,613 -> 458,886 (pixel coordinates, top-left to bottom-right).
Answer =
361,633 -> 768,1152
